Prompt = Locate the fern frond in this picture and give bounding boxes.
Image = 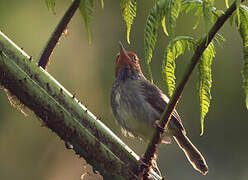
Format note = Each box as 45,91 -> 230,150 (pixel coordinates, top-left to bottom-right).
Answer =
236,0 -> 242,28
79,0 -> 95,44
239,5 -> 248,109
144,0 -> 166,64
162,16 -> 169,36
213,33 -> 225,48
145,0 -> 182,65
199,41 -> 215,135
163,36 -> 195,96
120,0 -> 137,44
45,0 -> 56,14
203,0 -> 214,31
182,0 -> 221,30
225,0 -> 229,8
168,0 -> 182,38
181,0 -> 203,13
101,0 -> 104,9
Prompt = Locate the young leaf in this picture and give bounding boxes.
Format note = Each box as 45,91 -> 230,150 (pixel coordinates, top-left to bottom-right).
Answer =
236,0 -> 242,28
144,0 -> 182,65
203,0 -> 214,31
225,0 -> 229,8
181,0 -> 220,30
120,0 -> 137,44
163,36 -> 195,96
239,5 -> 248,109
162,16 -> 169,36
101,0 -> 104,9
79,0 -> 95,44
45,0 -> 56,14
168,0 -> 181,38
199,41 -> 215,135
144,0 -> 166,64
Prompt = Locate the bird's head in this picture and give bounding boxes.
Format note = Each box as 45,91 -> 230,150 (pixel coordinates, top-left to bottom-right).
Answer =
115,42 -> 142,78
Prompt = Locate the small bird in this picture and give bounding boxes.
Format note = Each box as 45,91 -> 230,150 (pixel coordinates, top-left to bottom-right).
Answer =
111,42 -> 208,175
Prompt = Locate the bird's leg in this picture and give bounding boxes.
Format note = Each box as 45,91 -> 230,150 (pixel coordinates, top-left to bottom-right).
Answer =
138,155 -> 151,179
139,155 -> 150,169
153,120 -> 165,133
139,153 -> 162,179
151,154 -> 162,177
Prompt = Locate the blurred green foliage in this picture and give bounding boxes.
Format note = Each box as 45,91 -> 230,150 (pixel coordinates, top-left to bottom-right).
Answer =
0,0 -> 247,180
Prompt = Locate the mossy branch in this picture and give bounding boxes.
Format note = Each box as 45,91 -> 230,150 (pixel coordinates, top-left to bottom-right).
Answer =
141,0 -> 244,178
0,31 -> 162,180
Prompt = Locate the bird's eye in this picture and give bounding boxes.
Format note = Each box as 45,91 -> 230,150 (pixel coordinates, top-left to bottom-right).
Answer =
132,55 -> 137,62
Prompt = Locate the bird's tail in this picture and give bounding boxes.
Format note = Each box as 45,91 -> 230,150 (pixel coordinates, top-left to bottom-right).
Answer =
173,132 -> 208,175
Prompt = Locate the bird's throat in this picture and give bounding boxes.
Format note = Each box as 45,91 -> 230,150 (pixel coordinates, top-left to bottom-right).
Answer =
117,67 -> 142,81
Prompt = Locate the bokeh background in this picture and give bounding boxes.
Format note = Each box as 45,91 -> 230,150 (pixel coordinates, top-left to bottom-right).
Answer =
0,0 -> 247,180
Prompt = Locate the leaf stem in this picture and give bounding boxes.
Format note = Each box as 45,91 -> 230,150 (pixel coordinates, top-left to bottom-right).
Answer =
140,0 -> 244,178
38,0 -> 80,69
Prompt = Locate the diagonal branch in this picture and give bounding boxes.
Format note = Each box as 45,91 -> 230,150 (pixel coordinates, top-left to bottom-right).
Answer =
0,31 -> 162,180
141,1 -> 245,178
38,0 -> 80,69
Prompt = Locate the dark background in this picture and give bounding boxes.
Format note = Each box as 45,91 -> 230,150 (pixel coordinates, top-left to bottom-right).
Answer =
0,1 -> 247,179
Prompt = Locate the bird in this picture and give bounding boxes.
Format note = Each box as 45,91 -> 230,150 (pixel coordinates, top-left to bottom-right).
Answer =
111,42 -> 208,175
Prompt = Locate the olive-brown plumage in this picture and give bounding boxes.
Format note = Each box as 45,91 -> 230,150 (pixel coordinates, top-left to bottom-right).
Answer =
111,42 -> 208,175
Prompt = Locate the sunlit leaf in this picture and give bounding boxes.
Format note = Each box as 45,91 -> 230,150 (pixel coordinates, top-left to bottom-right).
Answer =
144,0 -> 166,65
79,0 -> 95,44
239,5 -> 248,109
45,0 -> 56,14
236,0 -> 242,28
163,36 -> 195,96
120,0 -> 137,44
162,16 -> 169,36
101,0 -> 104,9
199,41 -> 215,136
181,0 -> 220,30
145,0 -> 181,65
203,0 -> 214,31
225,0 -> 229,8
168,0 -> 181,38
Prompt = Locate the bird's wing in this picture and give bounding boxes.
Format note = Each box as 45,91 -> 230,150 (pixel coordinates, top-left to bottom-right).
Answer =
139,80 -> 185,133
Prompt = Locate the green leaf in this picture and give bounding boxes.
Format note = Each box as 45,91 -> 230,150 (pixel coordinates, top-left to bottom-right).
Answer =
239,5 -> 248,109
144,0 -> 166,64
101,0 -> 104,9
144,0 -> 182,65
120,0 -> 137,44
162,16 -> 169,36
45,0 -> 56,14
181,0 -> 220,30
163,36 -> 195,96
213,33 -> 225,48
236,0 -> 242,28
79,0 -> 95,44
199,41 -> 215,136
225,0 -> 229,8
202,0 -> 214,31
167,0 -> 181,38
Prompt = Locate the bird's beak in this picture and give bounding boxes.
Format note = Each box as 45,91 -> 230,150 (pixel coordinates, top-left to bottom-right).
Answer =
119,42 -> 130,60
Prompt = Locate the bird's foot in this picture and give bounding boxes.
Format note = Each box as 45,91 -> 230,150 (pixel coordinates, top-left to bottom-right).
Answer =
138,155 -> 151,179
138,155 -> 163,179
153,120 -> 165,133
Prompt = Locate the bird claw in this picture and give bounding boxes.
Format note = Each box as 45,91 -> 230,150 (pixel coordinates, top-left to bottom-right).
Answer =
138,155 -> 151,179
139,155 -> 150,169
138,155 -> 162,179
153,120 -> 165,133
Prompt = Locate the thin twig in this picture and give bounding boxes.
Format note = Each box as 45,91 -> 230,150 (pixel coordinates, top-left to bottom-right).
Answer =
141,1 -> 244,178
38,0 -> 80,69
